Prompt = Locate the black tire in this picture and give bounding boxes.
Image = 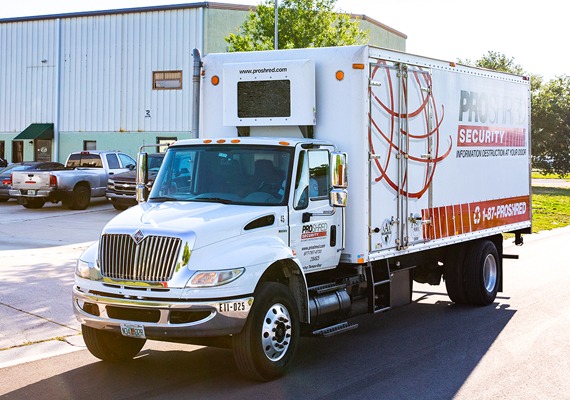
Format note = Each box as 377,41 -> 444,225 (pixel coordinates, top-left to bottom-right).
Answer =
112,201 -> 129,211
82,325 -> 146,362
22,198 -> 45,209
444,243 -> 468,304
69,184 -> 91,210
232,282 -> 300,381
464,240 -> 500,306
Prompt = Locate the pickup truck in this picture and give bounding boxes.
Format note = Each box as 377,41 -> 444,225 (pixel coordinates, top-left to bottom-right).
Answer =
10,150 -> 135,209
106,152 -> 165,210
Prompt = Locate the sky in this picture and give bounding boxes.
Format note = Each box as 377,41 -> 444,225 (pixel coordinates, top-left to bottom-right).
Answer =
1,0 -> 565,81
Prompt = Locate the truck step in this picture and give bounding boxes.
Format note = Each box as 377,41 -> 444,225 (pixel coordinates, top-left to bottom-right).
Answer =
308,282 -> 347,295
312,322 -> 359,338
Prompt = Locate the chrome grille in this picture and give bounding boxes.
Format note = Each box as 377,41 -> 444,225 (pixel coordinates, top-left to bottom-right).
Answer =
113,181 -> 136,195
99,234 -> 182,282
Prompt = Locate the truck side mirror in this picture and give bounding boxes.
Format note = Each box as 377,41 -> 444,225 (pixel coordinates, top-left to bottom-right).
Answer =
330,152 -> 348,207
330,188 -> 347,207
136,152 -> 148,203
330,152 -> 348,188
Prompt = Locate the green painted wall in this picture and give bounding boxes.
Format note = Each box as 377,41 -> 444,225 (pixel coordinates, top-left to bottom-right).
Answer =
57,132 -> 191,161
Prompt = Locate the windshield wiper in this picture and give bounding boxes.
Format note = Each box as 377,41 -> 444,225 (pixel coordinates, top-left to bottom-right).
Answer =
148,196 -> 178,202
192,197 -> 233,204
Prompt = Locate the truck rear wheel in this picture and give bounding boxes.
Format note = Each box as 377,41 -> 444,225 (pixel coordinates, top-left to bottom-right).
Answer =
444,240 -> 500,306
67,184 -> 91,210
232,282 -> 300,381
22,198 -> 45,209
464,240 -> 500,306
82,325 -> 146,362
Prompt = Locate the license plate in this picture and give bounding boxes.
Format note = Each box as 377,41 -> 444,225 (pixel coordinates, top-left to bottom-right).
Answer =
27,190 -> 36,195
218,300 -> 251,314
120,323 -> 146,339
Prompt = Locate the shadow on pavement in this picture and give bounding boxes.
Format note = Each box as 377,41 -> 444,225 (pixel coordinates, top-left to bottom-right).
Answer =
1,293 -> 516,400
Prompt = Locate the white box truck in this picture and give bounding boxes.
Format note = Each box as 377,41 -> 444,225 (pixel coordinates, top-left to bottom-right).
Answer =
73,45 -> 531,381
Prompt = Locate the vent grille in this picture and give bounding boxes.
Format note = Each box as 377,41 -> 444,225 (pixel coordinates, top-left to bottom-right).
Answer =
99,234 -> 182,282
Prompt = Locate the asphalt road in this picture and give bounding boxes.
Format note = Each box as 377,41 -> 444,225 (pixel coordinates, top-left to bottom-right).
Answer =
0,198 -> 569,399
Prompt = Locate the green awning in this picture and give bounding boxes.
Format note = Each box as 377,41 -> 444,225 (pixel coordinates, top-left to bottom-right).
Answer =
14,123 -> 54,140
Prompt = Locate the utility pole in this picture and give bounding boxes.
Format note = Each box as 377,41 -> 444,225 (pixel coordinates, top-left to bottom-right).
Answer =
274,0 -> 278,49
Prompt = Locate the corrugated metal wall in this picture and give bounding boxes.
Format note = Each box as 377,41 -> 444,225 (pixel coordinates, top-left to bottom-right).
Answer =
0,8 -> 203,133
0,19 -> 59,131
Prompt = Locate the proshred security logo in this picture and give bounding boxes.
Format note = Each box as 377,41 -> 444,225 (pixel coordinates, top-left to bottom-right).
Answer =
301,223 -> 328,240
456,90 -> 528,158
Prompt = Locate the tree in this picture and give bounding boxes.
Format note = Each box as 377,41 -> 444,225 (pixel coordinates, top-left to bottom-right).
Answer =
460,51 -> 570,176
532,76 -> 570,176
459,51 -> 525,75
225,0 -> 369,52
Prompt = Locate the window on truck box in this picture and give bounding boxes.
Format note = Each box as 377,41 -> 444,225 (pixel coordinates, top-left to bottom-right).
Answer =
237,80 -> 291,118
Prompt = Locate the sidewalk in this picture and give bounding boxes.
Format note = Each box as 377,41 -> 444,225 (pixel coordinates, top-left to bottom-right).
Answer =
532,178 -> 570,188
0,242 -> 93,368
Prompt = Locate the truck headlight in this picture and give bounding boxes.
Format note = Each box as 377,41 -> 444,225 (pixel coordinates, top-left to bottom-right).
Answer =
187,268 -> 244,287
107,179 -> 115,190
75,259 -> 101,280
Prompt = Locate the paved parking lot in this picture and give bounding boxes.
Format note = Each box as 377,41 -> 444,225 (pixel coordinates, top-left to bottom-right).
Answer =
0,198 -> 116,251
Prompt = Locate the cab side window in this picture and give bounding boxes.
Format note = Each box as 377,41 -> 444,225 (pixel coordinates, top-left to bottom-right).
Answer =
105,154 -> 120,169
293,149 -> 329,210
308,150 -> 329,200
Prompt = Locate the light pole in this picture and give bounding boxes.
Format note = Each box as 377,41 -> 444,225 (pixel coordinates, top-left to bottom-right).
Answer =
274,0 -> 278,50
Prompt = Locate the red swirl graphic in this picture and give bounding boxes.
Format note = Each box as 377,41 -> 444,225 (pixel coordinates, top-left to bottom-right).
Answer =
368,61 -> 452,199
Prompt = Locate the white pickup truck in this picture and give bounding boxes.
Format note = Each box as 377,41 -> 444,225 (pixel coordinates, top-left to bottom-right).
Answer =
10,150 -> 135,209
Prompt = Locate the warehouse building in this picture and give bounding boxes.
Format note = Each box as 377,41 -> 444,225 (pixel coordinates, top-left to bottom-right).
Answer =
0,2 -> 406,162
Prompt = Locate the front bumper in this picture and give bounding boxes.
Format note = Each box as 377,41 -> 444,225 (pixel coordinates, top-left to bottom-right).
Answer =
105,191 -> 137,206
72,285 -> 253,338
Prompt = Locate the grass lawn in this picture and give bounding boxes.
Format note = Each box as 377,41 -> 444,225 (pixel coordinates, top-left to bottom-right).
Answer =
531,171 -> 570,180
531,186 -> 570,232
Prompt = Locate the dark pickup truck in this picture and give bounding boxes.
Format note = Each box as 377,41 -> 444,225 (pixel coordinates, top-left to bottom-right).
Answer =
106,152 -> 165,210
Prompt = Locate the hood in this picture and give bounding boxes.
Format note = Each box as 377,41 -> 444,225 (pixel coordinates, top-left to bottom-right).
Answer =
103,200 -> 283,250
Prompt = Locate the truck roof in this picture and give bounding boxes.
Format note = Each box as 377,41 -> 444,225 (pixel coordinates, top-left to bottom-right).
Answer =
171,137 -> 331,149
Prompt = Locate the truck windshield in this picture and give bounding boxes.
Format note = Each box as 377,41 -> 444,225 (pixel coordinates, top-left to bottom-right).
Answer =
149,145 -> 293,206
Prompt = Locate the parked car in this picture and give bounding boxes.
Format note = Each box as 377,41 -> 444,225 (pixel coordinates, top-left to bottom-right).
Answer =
0,161 -> 65,202
106,152 -> 165,210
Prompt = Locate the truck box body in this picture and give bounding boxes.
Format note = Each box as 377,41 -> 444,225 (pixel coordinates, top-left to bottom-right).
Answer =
199,45 -> 531,262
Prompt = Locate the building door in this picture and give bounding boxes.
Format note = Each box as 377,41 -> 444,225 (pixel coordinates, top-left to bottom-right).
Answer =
12,141 -> 23,163
35,139 -> 52,162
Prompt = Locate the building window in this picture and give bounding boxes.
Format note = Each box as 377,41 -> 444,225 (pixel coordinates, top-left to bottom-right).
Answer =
84,140 -> 96,150
153,71 -> 183,90
157,137 -> 177,152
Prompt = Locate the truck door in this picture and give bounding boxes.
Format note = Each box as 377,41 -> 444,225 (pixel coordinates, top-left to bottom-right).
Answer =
368,60 -> 437,251
289,147 -> 342,272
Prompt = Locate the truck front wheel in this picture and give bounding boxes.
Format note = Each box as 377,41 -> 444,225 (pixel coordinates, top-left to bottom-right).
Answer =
232,282 -> 300,381
82,325 -> 146,362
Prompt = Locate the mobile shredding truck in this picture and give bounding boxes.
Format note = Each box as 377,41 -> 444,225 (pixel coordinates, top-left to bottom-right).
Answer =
73,45 -> 531,381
